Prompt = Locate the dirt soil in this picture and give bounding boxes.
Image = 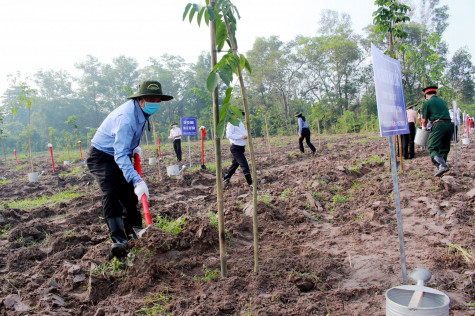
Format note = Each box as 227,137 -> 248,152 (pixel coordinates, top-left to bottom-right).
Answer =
0,132 -> 474,315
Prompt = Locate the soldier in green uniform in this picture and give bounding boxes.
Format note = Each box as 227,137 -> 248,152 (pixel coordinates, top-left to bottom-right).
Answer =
421,86 -> 453,177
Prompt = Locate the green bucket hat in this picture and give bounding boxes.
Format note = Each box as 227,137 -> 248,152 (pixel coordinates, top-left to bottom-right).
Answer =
294,112 -> 302,117
128,80 -> 174,101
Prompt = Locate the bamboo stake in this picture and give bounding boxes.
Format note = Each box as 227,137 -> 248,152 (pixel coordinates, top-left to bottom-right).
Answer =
264,113 -> 272,156
152,122 -> 162,181
210,0 -> 227,278
398,135 -> 404,172
317,117 -> 321,150
223,14 -> 259,272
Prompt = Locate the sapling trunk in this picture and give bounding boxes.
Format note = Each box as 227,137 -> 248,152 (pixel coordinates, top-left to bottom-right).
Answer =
152,122 -> 162,181
1,139 -> 6,162
317,117 -> 321,150
210,0 -> 227,278
27,108 -> 33,172
264,114 -> 271,156
223,15 -> 259,272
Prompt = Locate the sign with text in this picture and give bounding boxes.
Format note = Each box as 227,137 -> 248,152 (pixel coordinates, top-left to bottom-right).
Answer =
180,117 -> 198,136
371,44 -> 409,137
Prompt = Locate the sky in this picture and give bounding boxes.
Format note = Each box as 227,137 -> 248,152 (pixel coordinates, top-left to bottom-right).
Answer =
0,0 -> 473,99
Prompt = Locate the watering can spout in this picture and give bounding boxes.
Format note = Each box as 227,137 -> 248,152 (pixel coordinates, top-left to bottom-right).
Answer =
409,268 -> 432,286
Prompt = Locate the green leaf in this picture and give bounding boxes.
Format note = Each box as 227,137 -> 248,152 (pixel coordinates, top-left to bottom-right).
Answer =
229,105 -> 243,120
206,5 -> 216,21
183,3 -> 192,21
206,71 -> 218,92
216,120 -> 226,138
197,7 -> 205,26
204,10 -> 210,25
189,7 -> 196,23
228,114 -> 239,126
244,58 -> 252,74
219,64 -> 233,86
221,87 -> 233,120
216,20 -> 227,51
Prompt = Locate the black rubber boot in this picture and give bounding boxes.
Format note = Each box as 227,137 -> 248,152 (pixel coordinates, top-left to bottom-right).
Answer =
433,155 -> 450,177
105,217 -> 128,257
245,174 -> 253,187
123,210 -> 143,240
223,172 -> 232,184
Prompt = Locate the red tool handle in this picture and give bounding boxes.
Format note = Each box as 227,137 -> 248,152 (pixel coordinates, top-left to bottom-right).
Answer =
14,149 -> 19,166
201,128 -> 206,165
78,141 -> 83,161
49,147 -> 56,172
134,153 -> 152,226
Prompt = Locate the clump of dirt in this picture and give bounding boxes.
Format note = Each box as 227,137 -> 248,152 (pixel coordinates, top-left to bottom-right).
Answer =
0,133 -> 474,315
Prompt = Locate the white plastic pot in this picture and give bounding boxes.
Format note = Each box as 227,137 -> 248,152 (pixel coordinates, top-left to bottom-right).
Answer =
63,161 -> 71,166
28,172 -> 39,182
462,138 -> 470,145
149,157 -> 157,165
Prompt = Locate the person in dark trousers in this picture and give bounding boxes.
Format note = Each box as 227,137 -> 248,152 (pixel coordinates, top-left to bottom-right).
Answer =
87,80 -> 173,257
421,85 -> 453,177
295,112 -> 316,156
402,103 -> 417,159
223,111 -> 252,187
168,122 -> 182,162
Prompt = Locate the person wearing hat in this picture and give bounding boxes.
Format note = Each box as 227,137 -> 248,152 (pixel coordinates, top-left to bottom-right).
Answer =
223,110 -> 252,187
402,103 -> 418,159
295,112 -> 316,156
87,80 -> 173,257
168,122 -> 182,162
421,86 -> 453,177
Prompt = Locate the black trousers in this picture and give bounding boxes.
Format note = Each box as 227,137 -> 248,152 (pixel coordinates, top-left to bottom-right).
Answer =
174,139 -> 182,161
86,147 -> 139,219
299,127 -> 316,153
225,144 -> 250,179
402,122 -> 416,159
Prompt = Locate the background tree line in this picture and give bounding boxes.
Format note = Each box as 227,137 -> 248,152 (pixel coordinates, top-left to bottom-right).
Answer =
1,1 -> 474,158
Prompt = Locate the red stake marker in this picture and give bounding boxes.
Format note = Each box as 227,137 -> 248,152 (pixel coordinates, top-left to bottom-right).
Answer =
134,153 -> 152,227
14,149 -> 19,166
78,141 -> 83,161
48,143 -> 55,172
200,126 -> 206,167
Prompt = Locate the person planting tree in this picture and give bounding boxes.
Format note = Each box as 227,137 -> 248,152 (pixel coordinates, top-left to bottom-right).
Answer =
87,80 -> 173,257
168,122 -> 182,162
421,86 -> 453,177
295,112 -> 316,156
223,110 -> 252,188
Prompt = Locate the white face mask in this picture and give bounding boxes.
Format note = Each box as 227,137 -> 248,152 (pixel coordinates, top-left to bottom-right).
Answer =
172,125 -> 177,128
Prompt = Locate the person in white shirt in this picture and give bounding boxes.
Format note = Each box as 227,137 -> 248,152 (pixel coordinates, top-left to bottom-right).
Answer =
223,111 -> 252,187
168,122 -> 182,161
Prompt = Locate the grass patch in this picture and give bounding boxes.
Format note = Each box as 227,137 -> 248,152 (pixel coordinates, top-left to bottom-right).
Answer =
193,264 -> 220,282
369,155 -> 382,163
288,151 -> 302,158
59,167 -> 85,178
332,194 -> 348,204
136,289 -> 174,315
92,257 -> 129,279
154,215 -> 187,236
0,179 -> 12,185
257,195 -> 272,204
447,244 -> 474,264
279,188 -> 292,199
3,188 -> 82,210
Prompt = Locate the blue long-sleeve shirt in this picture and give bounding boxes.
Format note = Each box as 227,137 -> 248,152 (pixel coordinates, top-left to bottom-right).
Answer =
297,117 -> 308,136
91,99 -> 148,186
